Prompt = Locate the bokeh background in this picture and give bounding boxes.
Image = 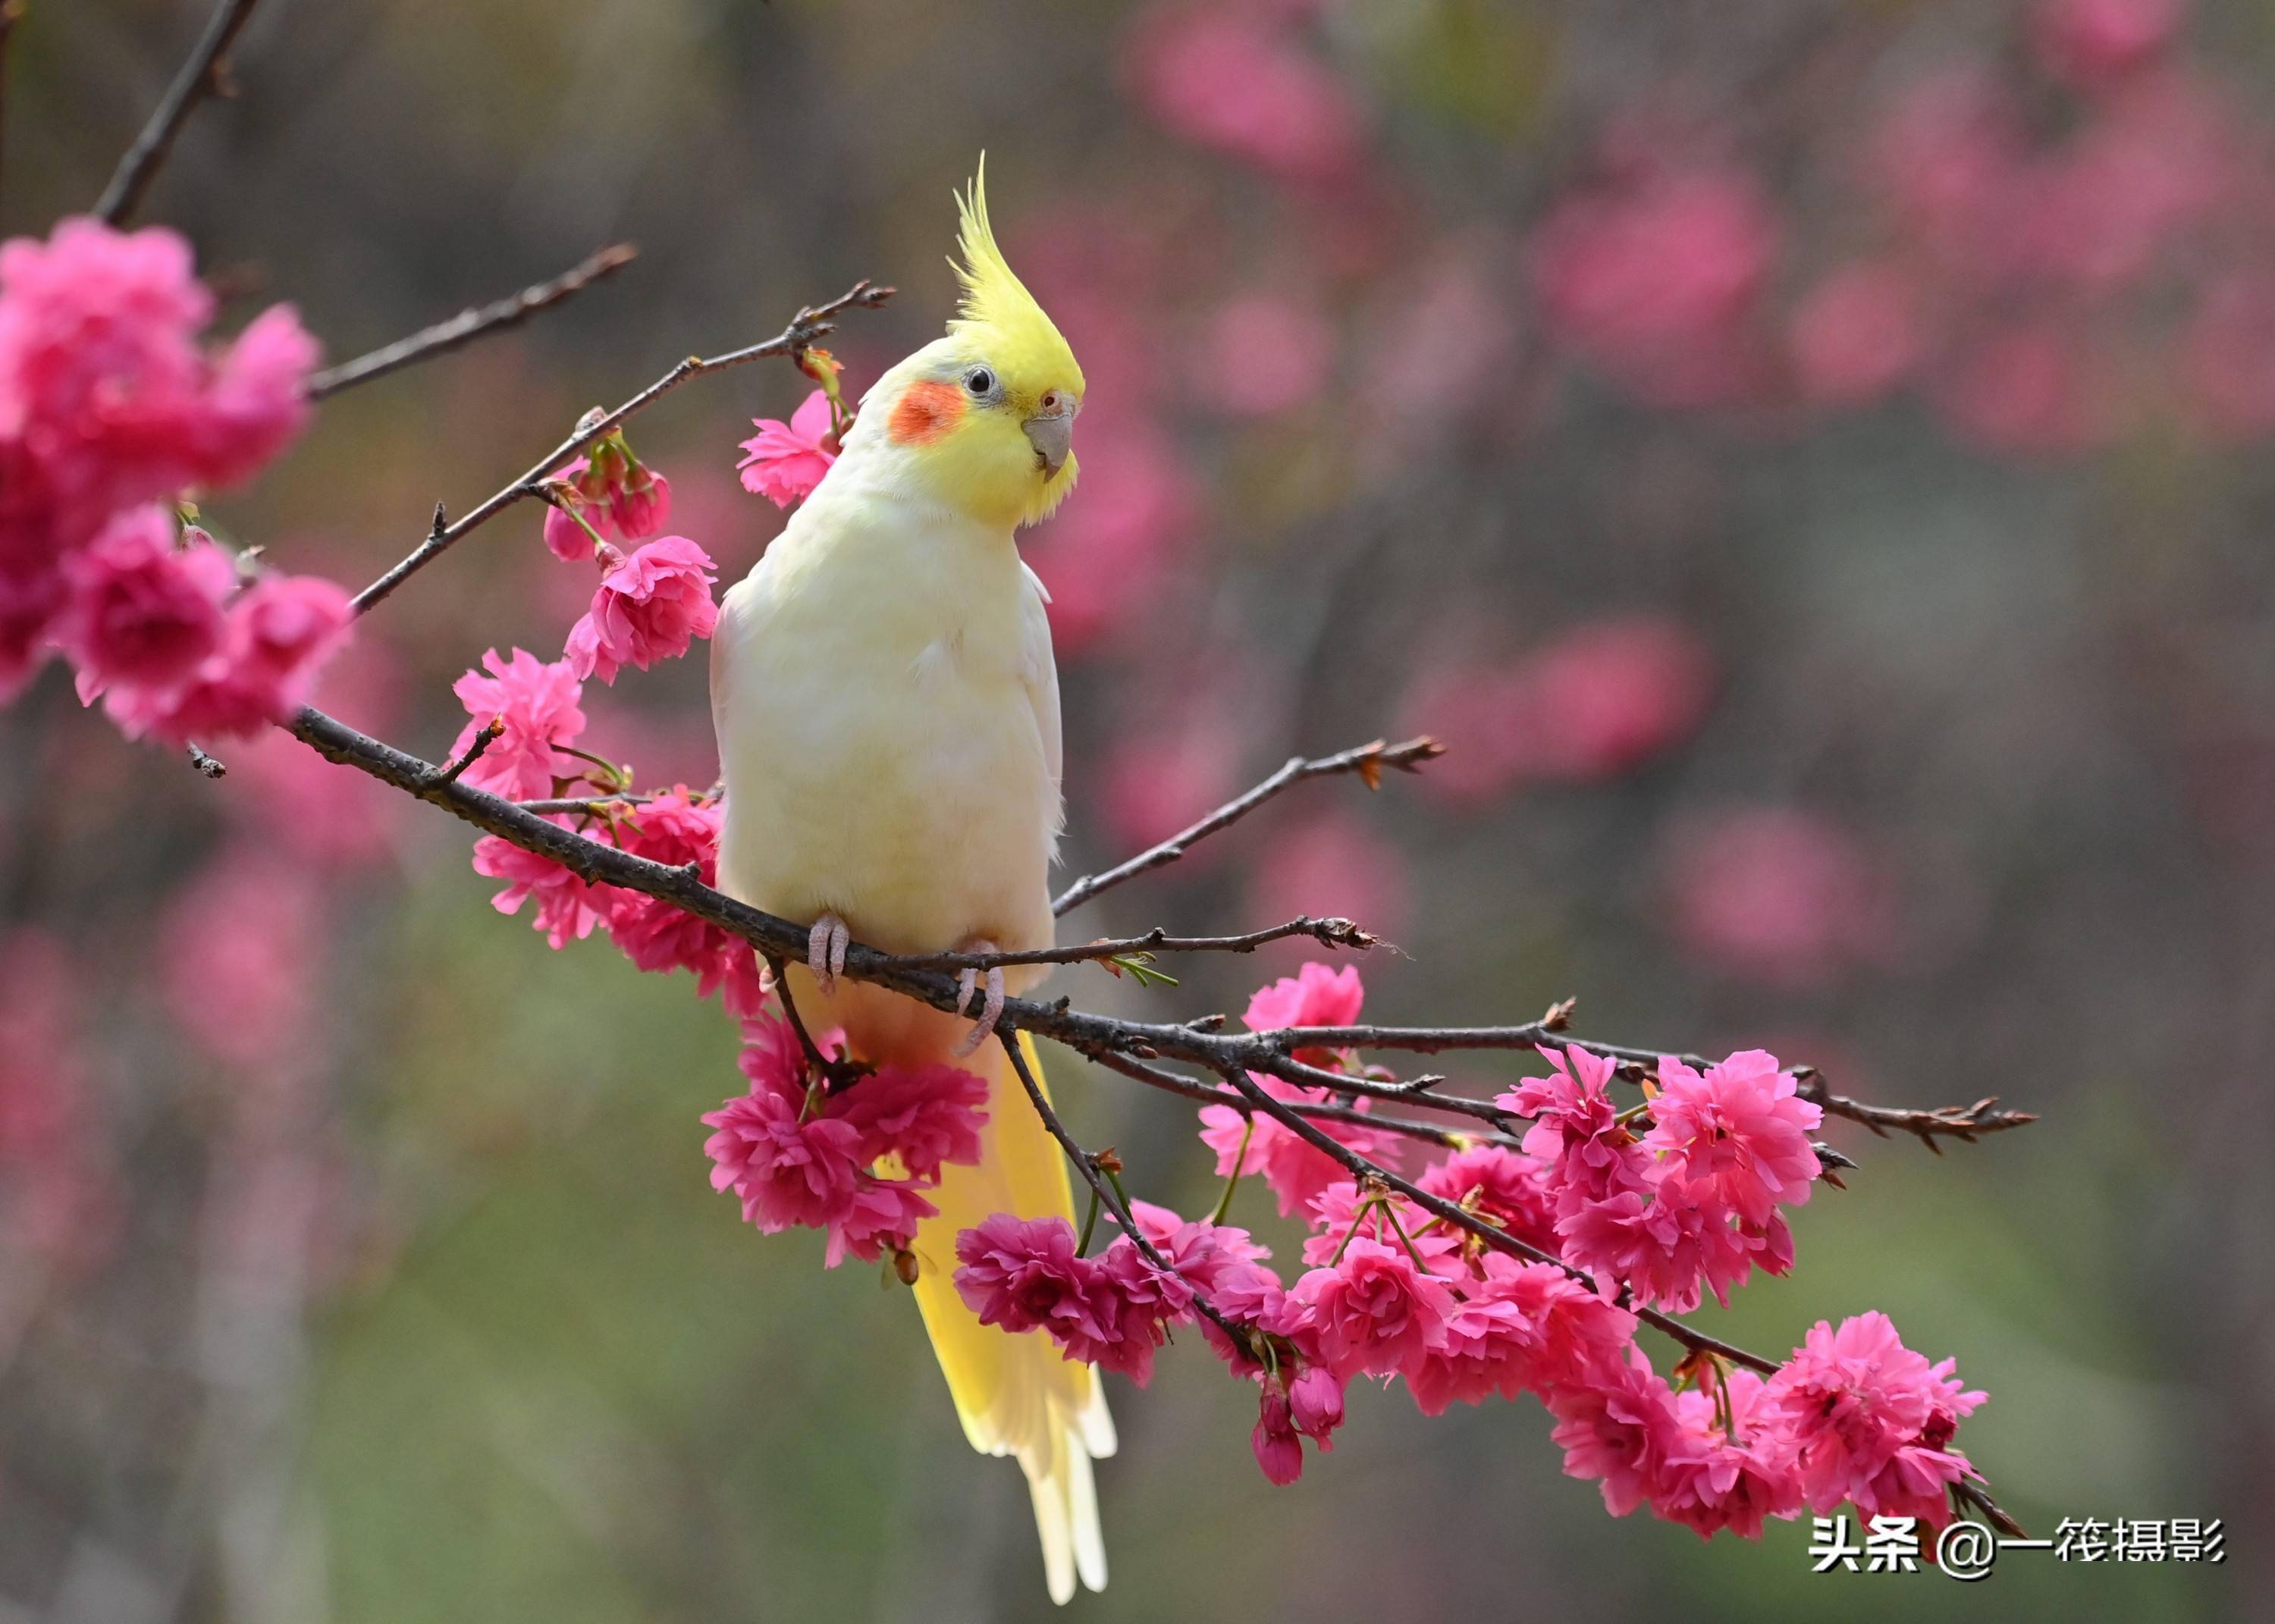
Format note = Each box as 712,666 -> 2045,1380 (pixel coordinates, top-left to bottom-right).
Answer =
2,0 -> 2267,1618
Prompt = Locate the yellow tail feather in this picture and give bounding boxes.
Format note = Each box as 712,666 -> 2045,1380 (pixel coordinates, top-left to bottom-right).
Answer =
905,1030 -> 1112,1604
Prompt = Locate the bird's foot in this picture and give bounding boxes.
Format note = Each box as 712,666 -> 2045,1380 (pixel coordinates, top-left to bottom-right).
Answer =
808,912 -> 850,993
952,938 -> 1006,1058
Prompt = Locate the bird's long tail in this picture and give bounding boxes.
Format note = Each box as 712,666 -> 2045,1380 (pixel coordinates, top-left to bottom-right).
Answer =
904,1029 -> 1114,1604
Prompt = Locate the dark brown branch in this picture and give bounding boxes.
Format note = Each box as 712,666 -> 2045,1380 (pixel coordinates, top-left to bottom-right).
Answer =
347,279 -> 894,614
423,716 -> 502,789
1051,736 -> 1444,917
94,0 -> 263,225
896,916 -> 1377,974
278,710 -> 1831,1368
307,243 -> 639,400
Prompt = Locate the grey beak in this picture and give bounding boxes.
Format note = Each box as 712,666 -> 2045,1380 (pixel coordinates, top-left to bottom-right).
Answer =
1024,409 -> 1074,476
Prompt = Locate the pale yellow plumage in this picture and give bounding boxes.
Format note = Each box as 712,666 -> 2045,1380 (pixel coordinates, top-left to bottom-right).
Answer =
710,162 -> 1105,1602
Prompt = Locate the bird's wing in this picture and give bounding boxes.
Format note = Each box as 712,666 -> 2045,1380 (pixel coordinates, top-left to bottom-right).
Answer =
1018,561 -> 1062,795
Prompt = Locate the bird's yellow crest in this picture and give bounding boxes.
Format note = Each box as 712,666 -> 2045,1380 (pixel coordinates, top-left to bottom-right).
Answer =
949,158 -> 1084,399
859,158 -> 1087,529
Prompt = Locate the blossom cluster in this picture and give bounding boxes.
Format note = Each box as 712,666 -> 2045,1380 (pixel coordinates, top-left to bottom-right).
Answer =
702,1014 -> 990,1268
923,962 -> 1986,1539
455,430 -> 744,1002
0,218 -> 350,741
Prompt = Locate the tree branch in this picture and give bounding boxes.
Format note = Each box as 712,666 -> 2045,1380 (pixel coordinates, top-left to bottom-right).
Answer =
895,916 -> 1377,974
307,243 -> 639,400
345,278 -> 894,614
94,0 -> 263,225
1052,736 -> 1445,917
280,698 -> 2032,1412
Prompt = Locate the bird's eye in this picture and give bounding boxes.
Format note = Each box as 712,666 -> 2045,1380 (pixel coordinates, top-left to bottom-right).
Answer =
963,366 -> 996,397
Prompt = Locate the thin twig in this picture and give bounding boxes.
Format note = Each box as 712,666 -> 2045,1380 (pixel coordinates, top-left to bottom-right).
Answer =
422,716 -> 501,789
184,742 -> 228,779
308,243 -> 639,400
95,0 -> 263,225
1052,736 -> 1444,917
1793,1072 -> 2037,1152
347,279 -> 893,615
896,916 -> 1377,974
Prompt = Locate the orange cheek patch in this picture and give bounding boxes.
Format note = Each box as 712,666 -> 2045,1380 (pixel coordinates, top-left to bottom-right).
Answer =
887,380 -> 965,446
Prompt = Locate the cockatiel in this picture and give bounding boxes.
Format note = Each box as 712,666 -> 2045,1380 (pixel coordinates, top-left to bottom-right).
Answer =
709,165 -> 1106,1603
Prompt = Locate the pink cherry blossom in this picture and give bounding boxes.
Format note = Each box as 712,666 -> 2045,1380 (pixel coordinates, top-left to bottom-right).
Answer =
190,303 -> 319,489
1198,1083 -> 1403,1218
1787,262 -> 1925,406
1301,1180 -> 1460,1272
0,218 -> 313,547
1289,1235 -> 1455,1381
1643,1049 -> 1823,1225
1087,1235 -> 1198,1384
158,848 -> 324,1074
1125,1199 -> 1272,1293
1654,1369 -> 1803,1539
542,437 -> 674,560
0,554 -> 65,702
472,821 -> 608,948
1757,1312 -> 1986,1528
564,535 -> 719,684
1197,962 -> 1403,1216
736,390 -> 837,507
1555,1185 -> 1787,1314
1663,806 -> 1898,987
824,1180 -> 940,1268
1532,161 -> 1781,407
2032,0 -> 2189,87
1936,322 -> 2107,455
447,647 -> 587,801
1244,960 -> 1363,1039
954,1214 -> 1112,1341
1547,1346 -> 1700,1518
1287,1363 -> 1345,1445
602,788 -> 767,1015
1500,1044 -> 1648,1218
110,571 -> 352,745
1251,1382 -> 1307,1484
1514,616 -> 1718,782
52,506 -> 234,697
832,1060 -> 990,1181
702,1067 -> 869,1234
1415,1145 -> 1561,1256
1126,6 -> 1364,181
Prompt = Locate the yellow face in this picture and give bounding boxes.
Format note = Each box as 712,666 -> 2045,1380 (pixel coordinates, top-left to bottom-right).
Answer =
882,341 -> 1083,529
